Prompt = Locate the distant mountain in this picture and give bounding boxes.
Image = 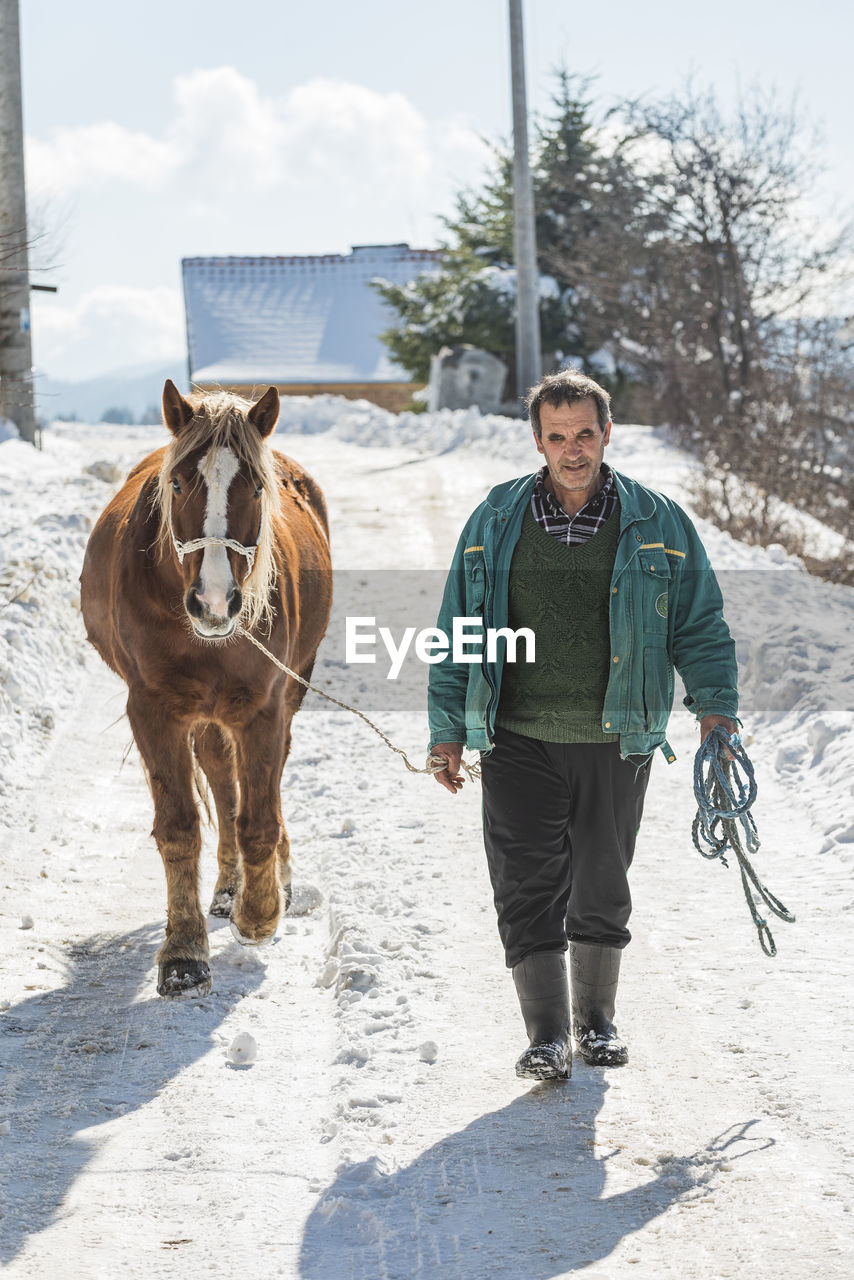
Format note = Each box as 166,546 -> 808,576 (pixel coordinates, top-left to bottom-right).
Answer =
35,359 -> 189,425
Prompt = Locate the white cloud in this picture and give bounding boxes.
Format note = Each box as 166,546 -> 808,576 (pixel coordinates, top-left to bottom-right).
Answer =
169,67 -> 287,189
26,122 -> 178,196
31,286 -> 184,382
25,68 -> 483,202
280,78 -> 432,190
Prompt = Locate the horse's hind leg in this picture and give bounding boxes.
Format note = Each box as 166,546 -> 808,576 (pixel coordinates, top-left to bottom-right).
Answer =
276,827 -> 292,915
274,674 -> 311,912
127,690 -> 210,998
230,708 -> 291,945
193,723 -> 240,918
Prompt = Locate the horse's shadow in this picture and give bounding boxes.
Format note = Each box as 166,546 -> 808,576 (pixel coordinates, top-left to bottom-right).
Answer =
0,921 -> 264,1266
299,1073 -> 772,1279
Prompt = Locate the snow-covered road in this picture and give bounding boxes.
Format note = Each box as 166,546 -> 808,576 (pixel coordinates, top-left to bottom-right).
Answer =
1,409 -> 853,1278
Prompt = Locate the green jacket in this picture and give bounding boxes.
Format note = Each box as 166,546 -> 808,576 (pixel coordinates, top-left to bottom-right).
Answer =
427,468 -> 739,762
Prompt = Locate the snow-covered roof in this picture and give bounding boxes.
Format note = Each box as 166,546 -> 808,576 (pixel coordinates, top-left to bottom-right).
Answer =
182,244 -> 442,386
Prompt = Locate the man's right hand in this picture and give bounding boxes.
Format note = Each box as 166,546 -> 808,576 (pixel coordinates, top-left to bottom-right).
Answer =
430,742 -> 464,794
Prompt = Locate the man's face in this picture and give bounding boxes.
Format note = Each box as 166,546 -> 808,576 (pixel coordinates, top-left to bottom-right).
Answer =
534,398 -> 611,501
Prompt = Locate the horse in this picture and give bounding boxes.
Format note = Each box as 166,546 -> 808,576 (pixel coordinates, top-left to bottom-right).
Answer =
80,380 -> 332,998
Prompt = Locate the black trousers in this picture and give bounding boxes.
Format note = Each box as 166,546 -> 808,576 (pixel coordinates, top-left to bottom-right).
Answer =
480,727 -> 652,968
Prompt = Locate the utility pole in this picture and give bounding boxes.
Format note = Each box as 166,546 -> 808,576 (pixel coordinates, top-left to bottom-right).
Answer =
508,0 -> 542,406
0,0 -> 37,444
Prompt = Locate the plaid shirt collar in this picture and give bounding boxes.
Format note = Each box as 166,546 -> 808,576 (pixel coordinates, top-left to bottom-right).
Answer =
531,463 -> 618,546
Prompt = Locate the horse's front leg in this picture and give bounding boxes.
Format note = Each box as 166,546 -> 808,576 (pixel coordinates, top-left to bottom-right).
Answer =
230,709 -> 290,945
193,722 -> 240,918
127,690 -> 210,997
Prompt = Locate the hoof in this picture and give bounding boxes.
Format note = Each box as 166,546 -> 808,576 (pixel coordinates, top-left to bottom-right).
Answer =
209,888 -> 236,918
229,919 -> 275,948
157,960 -> 212,999
515,1041 -> 571,1081
282,881 -> 293,914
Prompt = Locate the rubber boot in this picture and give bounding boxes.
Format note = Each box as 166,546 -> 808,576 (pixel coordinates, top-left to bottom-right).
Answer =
569,942 -> 629,1066
512,950 -> 571,1081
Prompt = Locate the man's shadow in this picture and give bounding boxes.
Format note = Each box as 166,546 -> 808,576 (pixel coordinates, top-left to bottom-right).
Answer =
299,1069 -> 771,1279
0,921 -> 264,1266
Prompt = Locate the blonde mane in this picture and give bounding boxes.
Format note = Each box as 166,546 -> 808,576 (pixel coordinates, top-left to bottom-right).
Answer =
154,391 -> 279,634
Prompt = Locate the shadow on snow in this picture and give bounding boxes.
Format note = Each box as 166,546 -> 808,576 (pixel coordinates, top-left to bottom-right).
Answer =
0,920 -> 264,1266
299,1070 -> 772,1280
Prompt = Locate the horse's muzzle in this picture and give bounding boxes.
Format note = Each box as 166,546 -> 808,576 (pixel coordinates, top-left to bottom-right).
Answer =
185,584 -> 242,637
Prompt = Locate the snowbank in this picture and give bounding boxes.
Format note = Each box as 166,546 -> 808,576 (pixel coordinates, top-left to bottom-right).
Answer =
0,438 -> 103,786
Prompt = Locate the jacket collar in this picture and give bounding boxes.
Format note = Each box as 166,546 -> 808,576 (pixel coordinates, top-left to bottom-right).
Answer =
484,472 -> 538,514
611,468 -> 657,522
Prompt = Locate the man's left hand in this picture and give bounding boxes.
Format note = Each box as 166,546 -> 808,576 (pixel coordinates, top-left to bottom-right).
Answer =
700,714 -> 738,754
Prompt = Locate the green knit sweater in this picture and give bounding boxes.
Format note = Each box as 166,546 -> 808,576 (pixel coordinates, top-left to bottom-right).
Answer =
496,505 -> 620,743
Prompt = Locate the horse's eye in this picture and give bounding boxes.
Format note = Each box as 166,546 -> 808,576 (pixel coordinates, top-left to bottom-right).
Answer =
172,477 -> 182,494
253,482 -> 263,499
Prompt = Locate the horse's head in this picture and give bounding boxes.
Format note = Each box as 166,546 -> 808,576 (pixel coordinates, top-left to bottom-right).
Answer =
159,380 -> 280,640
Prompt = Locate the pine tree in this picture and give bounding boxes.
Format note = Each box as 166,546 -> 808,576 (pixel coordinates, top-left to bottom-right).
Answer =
373,75 -> 644,401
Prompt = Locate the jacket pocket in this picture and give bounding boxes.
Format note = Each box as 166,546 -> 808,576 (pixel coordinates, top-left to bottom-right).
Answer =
641,634 -> 674,729
463,547 -> 486,613
465,665 -> 492,739
639,548 -> 671,636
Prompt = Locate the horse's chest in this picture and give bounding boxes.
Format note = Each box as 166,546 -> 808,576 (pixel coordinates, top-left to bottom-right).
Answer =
162,672 -> 272,726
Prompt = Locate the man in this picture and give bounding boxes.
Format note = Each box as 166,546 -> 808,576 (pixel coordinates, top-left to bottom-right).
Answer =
428,370 -> 738,1081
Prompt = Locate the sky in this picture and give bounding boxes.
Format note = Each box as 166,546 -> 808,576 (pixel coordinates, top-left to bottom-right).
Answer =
18,0 -> 854,383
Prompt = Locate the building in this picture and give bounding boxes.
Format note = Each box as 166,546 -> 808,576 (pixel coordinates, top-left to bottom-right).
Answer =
182,244 -> 441,412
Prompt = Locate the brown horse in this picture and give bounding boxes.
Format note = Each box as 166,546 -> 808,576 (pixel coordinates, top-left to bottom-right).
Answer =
81,380 -> 332,998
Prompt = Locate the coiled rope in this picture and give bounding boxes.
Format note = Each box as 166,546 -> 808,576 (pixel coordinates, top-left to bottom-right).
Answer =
692,726 -> 795,956
237,628 -> 481,781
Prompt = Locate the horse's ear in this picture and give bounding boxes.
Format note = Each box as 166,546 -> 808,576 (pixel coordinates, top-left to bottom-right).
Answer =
248,386 -> 280,438
162,380 -> 194,435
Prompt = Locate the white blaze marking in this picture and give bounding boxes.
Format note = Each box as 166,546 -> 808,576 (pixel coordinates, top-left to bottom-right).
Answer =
197,446 -> 239,617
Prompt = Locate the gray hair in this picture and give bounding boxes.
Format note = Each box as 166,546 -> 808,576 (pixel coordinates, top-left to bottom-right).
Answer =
527,369 -> 612,436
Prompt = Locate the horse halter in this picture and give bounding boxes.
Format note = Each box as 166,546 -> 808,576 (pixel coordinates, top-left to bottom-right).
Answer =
168,512 -> 259,572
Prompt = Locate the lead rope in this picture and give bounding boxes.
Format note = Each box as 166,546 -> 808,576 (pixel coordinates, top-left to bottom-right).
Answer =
237,627 -> 481,781
692,726 -> 795,956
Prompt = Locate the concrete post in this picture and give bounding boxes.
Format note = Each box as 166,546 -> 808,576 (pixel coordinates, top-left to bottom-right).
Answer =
508,0 -> 542,408
0,0 -> 37,444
